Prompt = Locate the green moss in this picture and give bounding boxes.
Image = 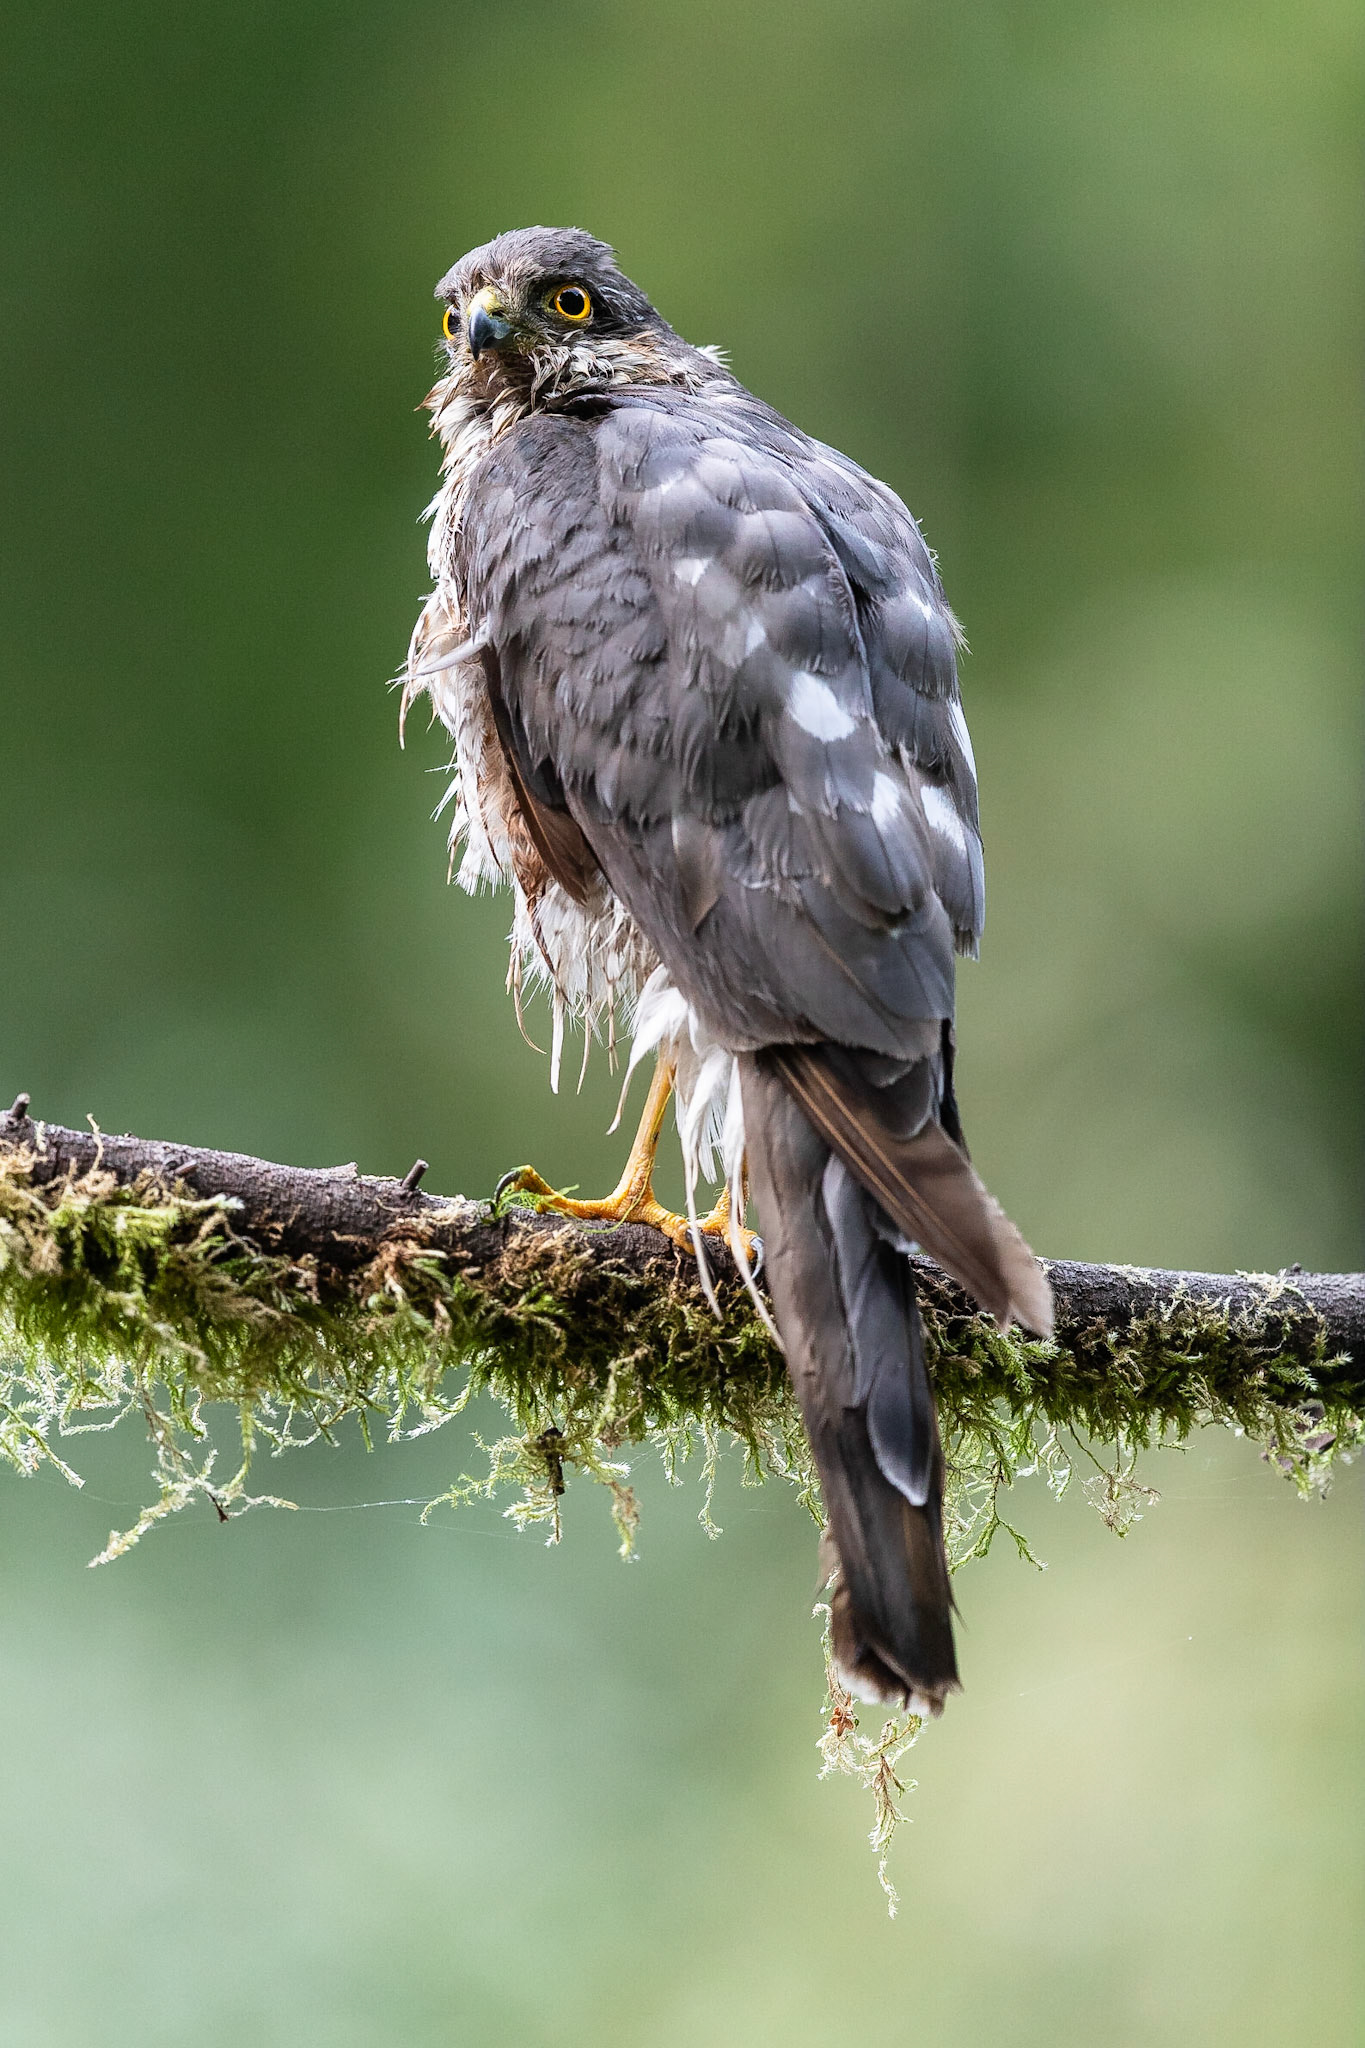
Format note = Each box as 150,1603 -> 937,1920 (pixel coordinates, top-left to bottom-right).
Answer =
0,1146 -> 809,1559
0,1146 -> 1356,1571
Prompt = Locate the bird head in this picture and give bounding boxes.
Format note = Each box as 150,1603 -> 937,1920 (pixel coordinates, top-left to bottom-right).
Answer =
433,227 -> 682,401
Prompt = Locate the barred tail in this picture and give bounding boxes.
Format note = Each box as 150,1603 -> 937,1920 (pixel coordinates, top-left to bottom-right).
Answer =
739,1053 -> 959,1713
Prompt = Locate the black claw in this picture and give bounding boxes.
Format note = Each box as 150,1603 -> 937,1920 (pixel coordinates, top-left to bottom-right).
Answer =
400,1158 -> 429,1194
493,1166 -> 528,1208
6,1092 -> 31,1122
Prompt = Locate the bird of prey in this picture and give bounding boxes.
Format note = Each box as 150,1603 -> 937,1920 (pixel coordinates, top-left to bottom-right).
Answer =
403,226 -> 1053,1717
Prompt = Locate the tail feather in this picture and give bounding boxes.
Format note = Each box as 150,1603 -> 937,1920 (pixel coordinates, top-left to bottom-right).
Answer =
822,1152 -> 936,1509
767,1043 -> 1053,1337
740,1054 -> 959,1713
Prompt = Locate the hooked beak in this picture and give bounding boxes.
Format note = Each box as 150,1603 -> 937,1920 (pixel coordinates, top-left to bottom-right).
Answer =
466,285 -> 516,358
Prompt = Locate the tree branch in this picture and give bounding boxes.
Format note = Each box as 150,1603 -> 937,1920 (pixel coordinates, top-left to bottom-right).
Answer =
3,1094 -> 1361,1389
0,1094 -> 1360,1554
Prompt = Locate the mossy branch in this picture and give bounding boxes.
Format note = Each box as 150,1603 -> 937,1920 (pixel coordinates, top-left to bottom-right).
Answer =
0,1093 -> 1360,1568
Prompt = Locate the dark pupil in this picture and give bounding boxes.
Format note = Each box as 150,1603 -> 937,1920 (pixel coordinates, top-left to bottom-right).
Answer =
559,289 -> 585,316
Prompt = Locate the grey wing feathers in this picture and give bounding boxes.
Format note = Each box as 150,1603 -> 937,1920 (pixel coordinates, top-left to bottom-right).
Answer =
462,401 -> 980,1066
601,403 -> 985,948
789,440 -> 985,948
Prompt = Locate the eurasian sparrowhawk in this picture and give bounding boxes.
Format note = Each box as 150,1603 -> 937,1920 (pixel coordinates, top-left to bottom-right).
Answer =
403,226 -> 1053,1715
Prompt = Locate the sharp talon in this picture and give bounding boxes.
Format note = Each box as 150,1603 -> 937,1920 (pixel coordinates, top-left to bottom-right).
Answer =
7,1093 -> 31,1121
400,1158 -> 429,1194
493,1165 -> 562,1214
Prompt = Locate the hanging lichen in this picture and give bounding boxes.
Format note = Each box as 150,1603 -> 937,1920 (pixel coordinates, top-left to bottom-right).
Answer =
1,1139 -> 1358,1906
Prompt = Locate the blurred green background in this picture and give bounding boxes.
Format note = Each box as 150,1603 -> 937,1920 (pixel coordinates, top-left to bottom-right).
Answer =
2,0 -> 1361,2041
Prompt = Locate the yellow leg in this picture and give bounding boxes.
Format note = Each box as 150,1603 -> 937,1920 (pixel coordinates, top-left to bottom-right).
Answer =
495,1058 -> 759,1261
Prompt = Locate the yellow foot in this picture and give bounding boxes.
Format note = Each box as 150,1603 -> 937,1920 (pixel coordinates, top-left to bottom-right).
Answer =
495,1165 -> 760,1264
492,1161 -> 689,1245
493,1053 -> 761,1266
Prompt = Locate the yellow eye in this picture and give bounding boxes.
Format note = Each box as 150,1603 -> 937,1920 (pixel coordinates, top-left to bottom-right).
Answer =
552,284 -> 591,323
442,304 -> 458,340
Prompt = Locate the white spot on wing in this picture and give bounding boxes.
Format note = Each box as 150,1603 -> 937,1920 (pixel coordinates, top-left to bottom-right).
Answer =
744,617 -> 768,654
788,670 -> 857,742
948,698 -> 977,780
871,771 -> 904,829
921,781 -> 968,855
673,557 -> 709,586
